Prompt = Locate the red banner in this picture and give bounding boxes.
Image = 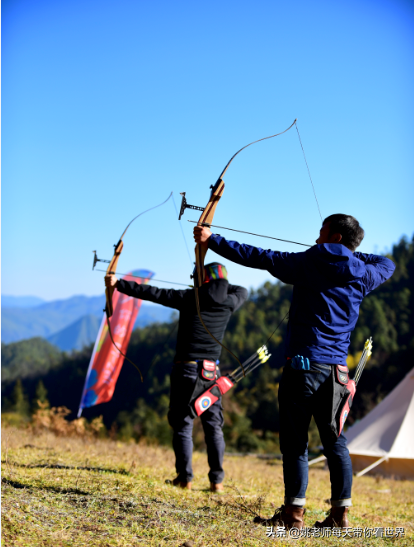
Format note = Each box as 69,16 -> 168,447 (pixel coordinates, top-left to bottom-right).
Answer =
78,269 -> 154,415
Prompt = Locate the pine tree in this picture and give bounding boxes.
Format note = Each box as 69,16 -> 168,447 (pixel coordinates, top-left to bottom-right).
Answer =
33,380 -> 50,411
12,379 -> 30,416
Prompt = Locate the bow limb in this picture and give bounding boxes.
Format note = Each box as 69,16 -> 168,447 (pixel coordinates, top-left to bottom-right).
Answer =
105,191 -> 173,316
217,118 -> 297,181
103,192 -> 173,382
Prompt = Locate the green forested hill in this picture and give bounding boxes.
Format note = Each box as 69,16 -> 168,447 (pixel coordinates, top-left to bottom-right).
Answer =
348,236 -> 414,355
1,338 -> 62,383
2,235 -> 413,452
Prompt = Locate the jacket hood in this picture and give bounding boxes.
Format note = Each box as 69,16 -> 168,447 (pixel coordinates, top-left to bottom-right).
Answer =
306,244 -> 366,285
200,278 -> 229,304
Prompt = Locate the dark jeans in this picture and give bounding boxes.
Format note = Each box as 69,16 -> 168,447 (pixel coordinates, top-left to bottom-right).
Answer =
168,362 -> 225,484
279,361 -> 353,507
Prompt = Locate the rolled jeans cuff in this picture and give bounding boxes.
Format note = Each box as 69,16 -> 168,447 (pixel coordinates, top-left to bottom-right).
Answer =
285,496 -> 306,507
331,498 -> 352,508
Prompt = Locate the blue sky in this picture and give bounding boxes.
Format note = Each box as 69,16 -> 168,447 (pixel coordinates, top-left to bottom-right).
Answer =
2,0 -> 413,300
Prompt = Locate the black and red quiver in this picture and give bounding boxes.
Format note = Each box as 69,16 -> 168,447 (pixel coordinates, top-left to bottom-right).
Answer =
192,374 -> 235,417
189,346 -> 271,418
330,337 -> 373,438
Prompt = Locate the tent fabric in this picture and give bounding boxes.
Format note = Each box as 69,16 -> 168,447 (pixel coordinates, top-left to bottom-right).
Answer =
345,368 -> 414,459
344,368 -> 414,479
350,455 -> 414,480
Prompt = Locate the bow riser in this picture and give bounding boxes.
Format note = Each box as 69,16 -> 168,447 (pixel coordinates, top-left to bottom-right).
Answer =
194,179 -> 225,287
105,239 -> 124,318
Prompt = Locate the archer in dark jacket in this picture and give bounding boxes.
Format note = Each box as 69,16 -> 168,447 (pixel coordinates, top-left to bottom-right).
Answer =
106,263 -> 247,491
194,214 -> 395,528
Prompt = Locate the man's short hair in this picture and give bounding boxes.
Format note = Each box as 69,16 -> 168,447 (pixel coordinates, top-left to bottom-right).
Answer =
323,214 -> 364,251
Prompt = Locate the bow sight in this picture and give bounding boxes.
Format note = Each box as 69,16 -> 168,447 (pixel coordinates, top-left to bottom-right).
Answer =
178,181 -> 224,222
178,192 -> 205,220
92,250 -> 111,270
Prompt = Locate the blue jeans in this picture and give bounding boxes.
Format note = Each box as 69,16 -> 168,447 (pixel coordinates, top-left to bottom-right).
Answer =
279,361 -> 353,507
168,363 -> 225,484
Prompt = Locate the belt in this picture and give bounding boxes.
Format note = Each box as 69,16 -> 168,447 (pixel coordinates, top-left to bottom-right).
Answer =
174,360 -> 197,365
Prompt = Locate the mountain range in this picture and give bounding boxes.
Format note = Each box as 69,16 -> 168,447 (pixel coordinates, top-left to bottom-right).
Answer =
1,294 -> 176,351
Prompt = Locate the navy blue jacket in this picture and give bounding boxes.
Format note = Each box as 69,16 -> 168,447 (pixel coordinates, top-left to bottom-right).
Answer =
208,234 -> 395,365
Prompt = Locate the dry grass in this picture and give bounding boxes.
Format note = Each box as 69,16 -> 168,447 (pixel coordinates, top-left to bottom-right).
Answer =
1,426 -> 413,546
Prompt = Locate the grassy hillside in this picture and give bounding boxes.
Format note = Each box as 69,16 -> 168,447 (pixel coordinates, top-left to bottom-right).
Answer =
2,426 -> 413,546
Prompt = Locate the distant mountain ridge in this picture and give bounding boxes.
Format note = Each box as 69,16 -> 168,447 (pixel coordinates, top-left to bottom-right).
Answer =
2,295 -> 46,308
47,314 -> 102,352
1,294 -> 176,349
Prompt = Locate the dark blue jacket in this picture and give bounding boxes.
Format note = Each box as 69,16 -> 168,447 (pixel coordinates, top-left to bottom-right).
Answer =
208,234 -> 395,365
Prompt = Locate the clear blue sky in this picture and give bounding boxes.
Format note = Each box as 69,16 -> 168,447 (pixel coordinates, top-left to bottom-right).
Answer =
2,0 -> 413,300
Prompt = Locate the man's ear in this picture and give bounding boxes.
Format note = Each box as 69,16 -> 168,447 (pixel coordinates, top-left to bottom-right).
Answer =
331,233 -> 342,243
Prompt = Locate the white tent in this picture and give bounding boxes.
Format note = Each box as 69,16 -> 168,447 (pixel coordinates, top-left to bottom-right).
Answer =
345,367 -> 414,479
309,368 -> 414,479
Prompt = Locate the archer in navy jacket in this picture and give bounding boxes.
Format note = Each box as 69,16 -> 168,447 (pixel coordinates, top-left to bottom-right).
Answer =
194,218 -> 395,365
194,213 -> 395,527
